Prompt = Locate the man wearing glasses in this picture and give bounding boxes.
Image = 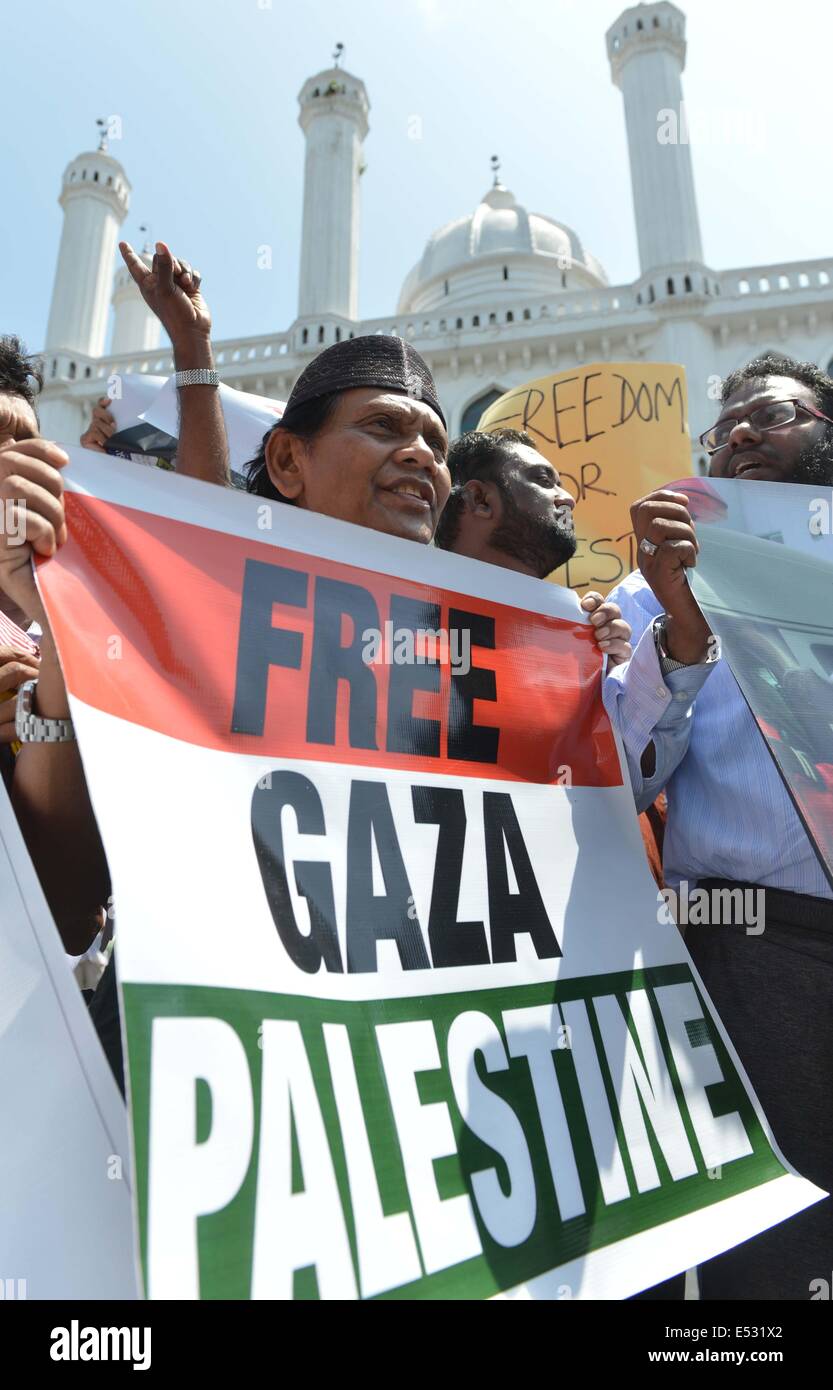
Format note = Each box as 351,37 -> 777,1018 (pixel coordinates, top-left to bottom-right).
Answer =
604,353 -> 833,1300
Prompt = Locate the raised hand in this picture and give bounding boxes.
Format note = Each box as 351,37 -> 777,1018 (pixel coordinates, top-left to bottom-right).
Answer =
119,240 -> 211,349
80,396 -> 117,453
630,487 -> 712,664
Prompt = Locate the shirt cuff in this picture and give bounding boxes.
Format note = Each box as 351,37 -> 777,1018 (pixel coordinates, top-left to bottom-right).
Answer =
604,621 -> 676,755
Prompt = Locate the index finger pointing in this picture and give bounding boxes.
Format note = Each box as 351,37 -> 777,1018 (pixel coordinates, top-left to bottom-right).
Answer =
119,240 -> 152,288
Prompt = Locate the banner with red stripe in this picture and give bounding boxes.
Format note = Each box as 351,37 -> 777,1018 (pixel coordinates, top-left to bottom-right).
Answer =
35,450 -> 824,1301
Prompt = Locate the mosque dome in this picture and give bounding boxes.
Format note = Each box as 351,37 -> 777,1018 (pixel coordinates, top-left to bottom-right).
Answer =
397,179 -> 608,314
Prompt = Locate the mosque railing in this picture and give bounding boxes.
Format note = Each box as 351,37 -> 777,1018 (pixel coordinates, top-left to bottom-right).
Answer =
711,259 -> 833,301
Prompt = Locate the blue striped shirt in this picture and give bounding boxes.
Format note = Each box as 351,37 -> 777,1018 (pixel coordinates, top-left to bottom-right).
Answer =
603,569 -> 832,898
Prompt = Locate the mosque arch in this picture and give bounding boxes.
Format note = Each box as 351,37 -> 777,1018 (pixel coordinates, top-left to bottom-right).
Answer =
458,385 -> 508,435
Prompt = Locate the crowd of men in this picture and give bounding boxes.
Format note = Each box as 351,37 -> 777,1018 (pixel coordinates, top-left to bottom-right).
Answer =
1,236 -> 832,1300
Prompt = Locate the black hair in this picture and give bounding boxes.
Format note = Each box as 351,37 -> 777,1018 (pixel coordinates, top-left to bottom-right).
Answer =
244,390 -> 341,501
435,428 -> 538,549
0,335 -> 43,420
721,353 -> 833,421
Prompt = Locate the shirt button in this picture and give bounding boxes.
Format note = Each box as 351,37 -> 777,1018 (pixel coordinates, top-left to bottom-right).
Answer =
656,686 -> 669,698
675,691 -> 689,702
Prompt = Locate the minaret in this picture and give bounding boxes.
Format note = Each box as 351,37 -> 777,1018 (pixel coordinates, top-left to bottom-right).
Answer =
297,46 -> 369,321
606,3 -> 702,275
110,231 -> 161,355
44,123 -> 131,356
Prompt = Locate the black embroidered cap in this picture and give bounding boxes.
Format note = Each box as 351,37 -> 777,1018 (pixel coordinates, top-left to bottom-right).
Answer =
284,334 -> 446,428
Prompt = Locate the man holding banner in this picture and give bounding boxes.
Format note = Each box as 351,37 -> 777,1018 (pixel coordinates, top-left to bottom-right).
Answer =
605,352 -> 833,1299
435,426 -> 632,665
0,340 -> 826,1299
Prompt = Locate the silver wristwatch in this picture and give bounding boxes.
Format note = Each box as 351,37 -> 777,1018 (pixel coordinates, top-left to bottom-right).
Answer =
653,617 -> 695,674
174,369 -> 219,388
653,616 -> 716,674
15,680 -> 76,743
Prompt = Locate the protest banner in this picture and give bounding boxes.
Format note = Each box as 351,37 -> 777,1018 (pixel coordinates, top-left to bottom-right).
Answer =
477,363 -> 693,595
684,474 -> 833,887
36,453 -> 823,1300
0,779 -> 138,1299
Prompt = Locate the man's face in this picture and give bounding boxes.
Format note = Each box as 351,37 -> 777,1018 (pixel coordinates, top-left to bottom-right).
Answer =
489,444 -> 577,576
268,387 -> 450,544
708,375 -> 833,486
0,392 -> 38,446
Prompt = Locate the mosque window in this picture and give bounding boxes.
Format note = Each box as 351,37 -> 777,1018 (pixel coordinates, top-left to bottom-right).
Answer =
637,18 -> 643,29
439,319 -> 447,331
444,280 -> 449,296
302,327 -> 309,344
636,293 -> 642,305
684,275 -> 692,292
653,15 -> 660,25
472,315 -> 480,327
455,318 -> 463,330
666,277 -> 675,295
561,272 -> 566,288
460,387 -> 506,435
502,266 -> 508,281
84,366 -> 91,378
488,312 -> 497,325
318,325 -> 325,343
820,271 -> 830,286
107,176 -> 112,186
93,171 -> 99,182
68,361 -> 76,380
82,169 -> 87,179
348,331 -> 354,338
648,285 -> 655,302
523,308 -> 531,320
506,311 -> 514,323
828,357 -> 833,376
70,171 -> 76,182
335,327 -> 341,341
50,359 -> 57,379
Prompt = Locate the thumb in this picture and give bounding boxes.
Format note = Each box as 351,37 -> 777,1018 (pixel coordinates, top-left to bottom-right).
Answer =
153,241 -> 175,293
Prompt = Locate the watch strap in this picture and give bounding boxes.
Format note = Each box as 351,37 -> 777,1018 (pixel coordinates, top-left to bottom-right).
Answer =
15,680 -> 76,743
174,369 -> 220,388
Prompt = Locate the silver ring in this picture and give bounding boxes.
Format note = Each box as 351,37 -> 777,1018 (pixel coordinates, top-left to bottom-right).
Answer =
639,538 -> 659,557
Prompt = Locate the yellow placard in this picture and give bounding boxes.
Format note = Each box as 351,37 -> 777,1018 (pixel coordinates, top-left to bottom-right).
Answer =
477,362 -> 692,594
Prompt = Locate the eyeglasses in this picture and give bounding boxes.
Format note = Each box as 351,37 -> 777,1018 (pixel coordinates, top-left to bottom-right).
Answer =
699,398 -> 833,455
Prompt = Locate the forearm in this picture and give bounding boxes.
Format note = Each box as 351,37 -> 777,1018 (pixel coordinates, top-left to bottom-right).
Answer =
172,335 -> 231,487
11,630 -> 110,952
604,621 -> 714,811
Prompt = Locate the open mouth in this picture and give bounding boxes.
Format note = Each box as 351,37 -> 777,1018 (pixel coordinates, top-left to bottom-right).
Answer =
381,479 -> 435,510
732,454 -> 771,479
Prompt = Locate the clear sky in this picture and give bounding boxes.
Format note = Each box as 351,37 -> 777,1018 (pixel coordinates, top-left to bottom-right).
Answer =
4,0 -> 831,353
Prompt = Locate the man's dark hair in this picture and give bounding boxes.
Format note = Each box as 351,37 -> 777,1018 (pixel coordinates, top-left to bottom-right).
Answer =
245,391 -> 341,501
0,336 -> 43,418
721,353 -> 833,421
435,428 -> 537,549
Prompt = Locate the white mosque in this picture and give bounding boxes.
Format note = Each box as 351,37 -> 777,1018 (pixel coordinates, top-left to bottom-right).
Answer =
36,1 -> 833,471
